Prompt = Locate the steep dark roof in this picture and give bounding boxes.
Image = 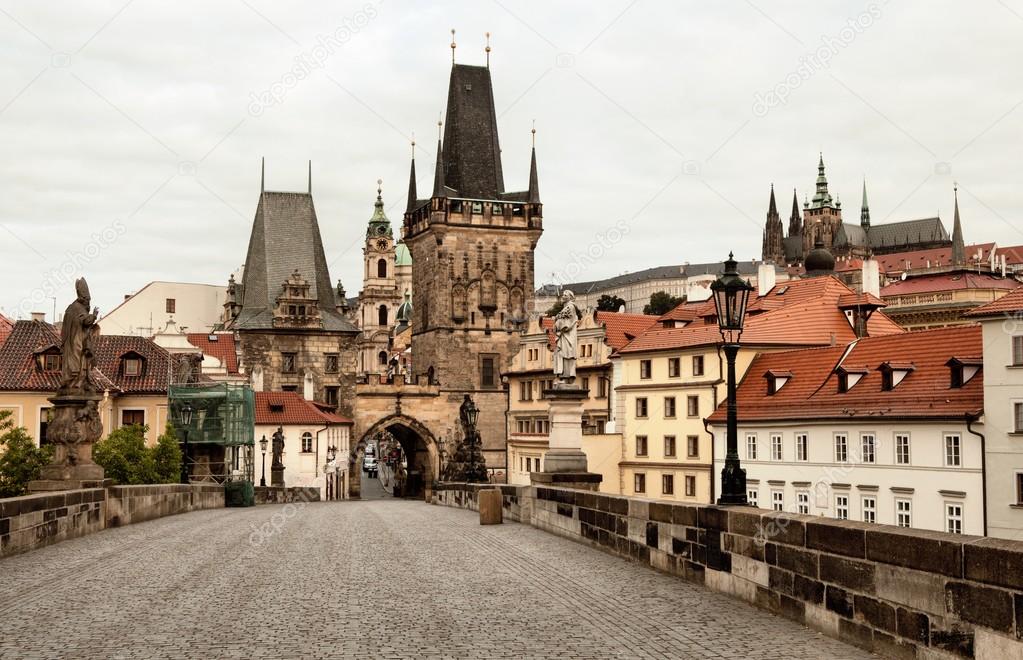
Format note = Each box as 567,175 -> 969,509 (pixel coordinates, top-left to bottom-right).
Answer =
232,191 -> 357,332
442,64 -> 504,199
867,217 -> 949,249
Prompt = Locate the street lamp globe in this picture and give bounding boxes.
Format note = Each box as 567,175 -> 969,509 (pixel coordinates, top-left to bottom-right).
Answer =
177,403 -> 194,427
710,252 -> 753,344
464,398 -> 480,429
259,435 -> 268,454
327,445 -> 337,462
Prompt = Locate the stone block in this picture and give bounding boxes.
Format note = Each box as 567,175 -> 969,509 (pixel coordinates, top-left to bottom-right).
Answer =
775,544 -> 818,578
837,618 -> 874,651
974,628 -> 1023,660
805,602 -> 841,637
769,566 -> 794,595
875,563 -> 949,617
728,509 -> 763,537
759,511 -> 807,546
628,498 -> 649,520
945,581 -> 1015,634
793,574 -> 825,605
963,537 -> 1023,591
895,607 -> 930,644
645,521 -> 658,548
731,554 -> 769,587
671,504 -> 699,527
722,532 -> 765,561
806,519 -> 868,558
648,502 -> 672,523
871,631 -> 918,660
867,527 -> 963,577
819,554 -> 876,593
699,506 -> 728,531
478,488 -> 503,525
825,585 -> 854,618
853,594 -> 896,633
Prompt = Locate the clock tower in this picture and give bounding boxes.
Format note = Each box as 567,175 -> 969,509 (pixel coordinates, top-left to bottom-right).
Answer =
357,181 -> 403,373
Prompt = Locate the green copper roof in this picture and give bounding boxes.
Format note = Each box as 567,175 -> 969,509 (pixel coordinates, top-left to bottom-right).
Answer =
395,240 -> 412,266
366,181 -> 393,238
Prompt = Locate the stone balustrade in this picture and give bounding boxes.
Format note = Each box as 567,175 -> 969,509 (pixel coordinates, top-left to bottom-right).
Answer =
433,482 -> 1023,659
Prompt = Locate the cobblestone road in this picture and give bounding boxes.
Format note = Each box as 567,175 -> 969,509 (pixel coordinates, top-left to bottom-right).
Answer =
0,500 -> 872,659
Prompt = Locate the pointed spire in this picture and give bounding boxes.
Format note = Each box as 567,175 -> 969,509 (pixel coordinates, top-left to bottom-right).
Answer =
527,122 -> 540,204
860,179 -> 870,228
307,160 -> 312,194
485,31 -> 491,68
406,135 -> 417,213
768,183 -> 778,216
788,188 -> 802,236
450,28 -> 456,64
952,183 -> 965,266
260,157 -> 265,193
432,120 -> 446,198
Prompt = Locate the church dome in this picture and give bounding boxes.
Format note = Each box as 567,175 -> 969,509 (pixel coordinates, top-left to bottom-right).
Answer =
804,237 -> 836,276
395,291 -> 413,324
395,241 -> 412,266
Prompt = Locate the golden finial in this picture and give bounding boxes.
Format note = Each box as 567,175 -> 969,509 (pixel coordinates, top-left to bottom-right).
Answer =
377,178 -> 383,197
450,29 -> 456,63
485,32 -> 491,68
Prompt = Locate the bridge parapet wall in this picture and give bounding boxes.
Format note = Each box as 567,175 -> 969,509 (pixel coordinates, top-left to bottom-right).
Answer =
433,483 -> 1023,659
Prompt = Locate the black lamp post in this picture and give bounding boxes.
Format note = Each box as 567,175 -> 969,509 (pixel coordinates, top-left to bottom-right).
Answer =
178,403 -> 193,485
259,434 -> 268,487
326,445 -> 338,500
711,252 -> 754,506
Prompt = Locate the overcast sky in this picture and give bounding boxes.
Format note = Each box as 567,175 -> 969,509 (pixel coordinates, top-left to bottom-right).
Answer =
2,1 -> 1022,320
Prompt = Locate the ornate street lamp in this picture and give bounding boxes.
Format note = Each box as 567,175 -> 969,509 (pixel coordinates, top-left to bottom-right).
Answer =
325,445 -> 338,501
259,434 -> 268,487
710,253 -> 754,505
178,403 -> 194,485
463,398 -> 480,431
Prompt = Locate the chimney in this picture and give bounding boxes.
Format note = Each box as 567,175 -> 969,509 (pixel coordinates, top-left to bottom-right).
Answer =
30,312 -> 45,323
860,259 -> 880,297
757,262 -> 776,297
303,372 -> 314,401
1002,254 -> 1007,277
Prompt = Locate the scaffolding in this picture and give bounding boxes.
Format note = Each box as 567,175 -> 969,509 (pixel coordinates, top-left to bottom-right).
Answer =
169,383 -> 256,484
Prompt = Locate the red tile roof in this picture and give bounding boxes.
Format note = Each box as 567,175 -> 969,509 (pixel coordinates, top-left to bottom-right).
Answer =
255,391 -> 352,425
880,271 -> 1020,296
963,285 -> 1023,318
0,314 -> 12,348
0,321 -> 172,394
873,243 -> 995,274
620,276 -> 903,354
707,325 -> 983,423
658,300 -> 713,323
186,332 -> 239,374
996,245 -> 1023,265
595,311 -> 659,351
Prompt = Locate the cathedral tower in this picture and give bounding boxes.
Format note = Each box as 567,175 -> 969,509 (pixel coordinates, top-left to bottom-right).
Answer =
357,181 -> 403,372
761,184 -> 784,266
802,153 -> 843,255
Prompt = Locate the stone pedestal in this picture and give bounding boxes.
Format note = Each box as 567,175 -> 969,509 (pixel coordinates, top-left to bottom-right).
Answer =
29,393 -> 106,493
532,386 -> 602,491
478,488 -> 503,525
270,466 -> 285,488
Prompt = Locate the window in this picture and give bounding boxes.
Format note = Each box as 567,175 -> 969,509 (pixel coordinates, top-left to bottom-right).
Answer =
471,201 -> 483,214
597,378 -> 608,398
685,475 -> 696,497
43,353 -> 61,372
377,258 -> 387,278
662,474 -> 674,495
378,304 -> 388,326
635,397 -> 648,418
636,435 -> 648,457
796,491 -> 810,514
668,357 -> 680,378
687,435 -> 699,458
861,434 -> 876,464
771,490 -> 784,511
795,433 -> 808,461
301,432 -> 313,453
121,409 -> 144,427
282,352 -> 297,373
38,408 -> 53,446
834,434 -> 848,463
581,377 -> 590,394
1015,402 -> 1023,433
124,358 -> 142,376
944,434 -> 961,467
165,298 -> 175,314
1016,473 -> 1023,505
640,360 -> 652,379
480,355 -> 498,388
881,370 -> 893,391
747,488 -> 759,507
746,433 -> 758,460
862,496 -> 877,523
663,435 -> 676,458
771,434 -> 783,461
324,354 -> 339,373
634,473 -> 646,494
325,386 -> 339,408
282,385 -> 298,393
896,499 -> 912,528
664,396 -> 676,418
378,351 -> 388,366
692,355 -> 704,376
1013,336 -> 1023,365
581,344 -> 593,358
835,494 -> 849,520
946,503 -> 963,535
519,381 -> 532,401
895,434 -> 911,465
686,395 -> 699,417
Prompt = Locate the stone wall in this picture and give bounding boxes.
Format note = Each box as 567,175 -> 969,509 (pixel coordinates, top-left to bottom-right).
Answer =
105,484 -> 224,527
253,486 -> 320,505
433,483 -> 1023,659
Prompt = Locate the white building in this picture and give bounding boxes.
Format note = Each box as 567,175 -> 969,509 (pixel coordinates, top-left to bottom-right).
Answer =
102,281 -> 226,337
254,391 -> 352,499
709,325 -> 986,535
964,288 -> 1023,540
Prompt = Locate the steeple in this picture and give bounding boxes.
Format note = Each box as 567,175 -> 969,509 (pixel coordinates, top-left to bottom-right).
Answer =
441,63 -> 505,198
860,179 -> 870,228
788,188 -> 802,236
952,184 -> 965,267
406,138 -> 417,213
367,179 -> 393,238
809,152 -> 834,209
762,184 -> 784,266
768,183 -> 778,216
527,124 -> 540,204
432,130 -> 446,198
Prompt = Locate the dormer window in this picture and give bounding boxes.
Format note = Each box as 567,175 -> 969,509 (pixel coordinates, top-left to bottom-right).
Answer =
946,358 -> 982,389
764,370 -> 792,395
124,358 -> 142,376
836,366 -> 868,393
269,403 -> 284,413
879,362 -> 914,391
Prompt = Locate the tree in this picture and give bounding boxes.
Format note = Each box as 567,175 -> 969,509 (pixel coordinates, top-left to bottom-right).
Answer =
643,291 -> 683,316
151,424 -> 183,484
596,294 -> 626,312
546,298 -> 565,317
0,410 -> 53,497
93,425 -> 158,485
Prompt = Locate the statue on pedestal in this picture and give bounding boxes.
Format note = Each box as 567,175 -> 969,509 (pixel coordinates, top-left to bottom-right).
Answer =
270,426 -> 286,487
553,290 -> 580,386
59,279 -> 100,396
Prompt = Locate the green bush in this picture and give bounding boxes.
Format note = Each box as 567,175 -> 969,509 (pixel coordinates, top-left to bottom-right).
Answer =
151,424 -> 183,484
0,410 -> 53,498
93,423 -> 182,485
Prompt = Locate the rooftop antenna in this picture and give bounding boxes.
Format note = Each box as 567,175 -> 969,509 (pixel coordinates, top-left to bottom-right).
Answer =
485,31 -> 491,68
450,29 -> 456,63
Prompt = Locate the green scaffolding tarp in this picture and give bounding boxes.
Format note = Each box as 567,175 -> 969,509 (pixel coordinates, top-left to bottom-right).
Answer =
169,383 -> 255,447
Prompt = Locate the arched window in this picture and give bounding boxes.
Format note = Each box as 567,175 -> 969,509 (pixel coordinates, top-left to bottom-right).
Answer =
377,258 -> 387,278
378,304 -> 388,326
301,432 -> 313,453
378,351 -> 388,366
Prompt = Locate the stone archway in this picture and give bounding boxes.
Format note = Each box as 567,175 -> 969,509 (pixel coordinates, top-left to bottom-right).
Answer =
349,414 -> 440,500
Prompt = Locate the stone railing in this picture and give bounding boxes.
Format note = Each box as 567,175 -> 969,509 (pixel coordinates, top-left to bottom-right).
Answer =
105,484 -> 225,527
253,486 -> 321,505
433,483 -> 1023,659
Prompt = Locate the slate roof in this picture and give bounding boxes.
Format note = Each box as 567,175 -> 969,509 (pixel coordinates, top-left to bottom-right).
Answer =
0,321 -> 172,394
254,391 -> 352,426
536,261 -> 765,298
880,272 -> 1020,297
963,285 -> 1023,318
185,332 -> 239,374
232,191 -> 357,333
707,325 -> 983,423
442,64 -> 505,199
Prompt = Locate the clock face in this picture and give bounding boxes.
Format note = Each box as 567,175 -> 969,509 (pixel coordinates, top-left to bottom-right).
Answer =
376,239 -> 388,250
376,225 -> 387,236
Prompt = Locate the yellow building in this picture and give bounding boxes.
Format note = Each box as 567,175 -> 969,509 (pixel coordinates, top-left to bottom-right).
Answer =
0,319 -> 175,446
505,310 -> 657,493
616,275 -> 904,503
